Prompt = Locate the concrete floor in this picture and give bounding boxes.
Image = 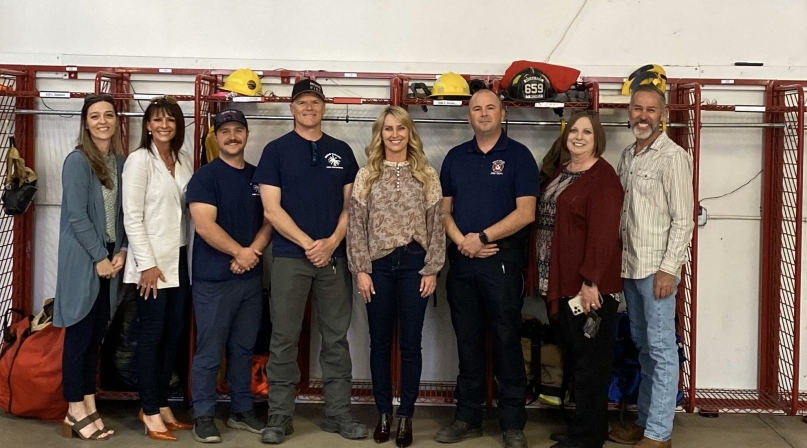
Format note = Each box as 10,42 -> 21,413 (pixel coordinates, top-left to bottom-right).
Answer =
0,401 -> 804,447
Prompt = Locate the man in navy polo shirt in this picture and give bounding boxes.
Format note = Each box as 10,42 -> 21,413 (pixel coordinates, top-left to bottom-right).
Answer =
253,79 -> 367,444
186,109 -> 273,443
435,89 -> 538,448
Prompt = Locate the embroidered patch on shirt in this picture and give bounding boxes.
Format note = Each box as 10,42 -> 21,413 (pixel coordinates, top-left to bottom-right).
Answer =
491,160 -> 505,175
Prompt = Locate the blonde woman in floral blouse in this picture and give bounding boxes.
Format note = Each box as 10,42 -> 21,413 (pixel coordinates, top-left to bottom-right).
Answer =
348,106 -> 445,448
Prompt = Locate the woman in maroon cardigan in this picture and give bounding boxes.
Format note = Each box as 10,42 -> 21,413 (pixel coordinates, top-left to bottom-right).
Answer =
535,111 -> 624,448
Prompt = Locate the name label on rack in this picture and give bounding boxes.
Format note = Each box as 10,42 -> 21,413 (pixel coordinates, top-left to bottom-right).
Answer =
534,102 -> 565,108
344,73 -> 357,78
159,68 -> 173,74
735,105 -> 765,113
232,96 -> 264,103
721,79 -> 735,84
433,100 -> 463,106
40,91 -> 70,98
134,94 -> 155,100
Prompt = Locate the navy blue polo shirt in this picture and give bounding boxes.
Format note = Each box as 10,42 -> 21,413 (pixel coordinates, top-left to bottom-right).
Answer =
186,158 -> 265,282
252,131 -> 358,259
440,132 -> 539,240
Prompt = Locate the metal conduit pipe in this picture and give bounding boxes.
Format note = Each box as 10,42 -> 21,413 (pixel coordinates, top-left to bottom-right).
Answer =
9,109 -> 792,128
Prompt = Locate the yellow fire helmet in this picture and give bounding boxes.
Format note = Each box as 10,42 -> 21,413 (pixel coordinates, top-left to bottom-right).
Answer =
220,68 -> 263,97
621,64 -> 667,96
430,72 -> 471,98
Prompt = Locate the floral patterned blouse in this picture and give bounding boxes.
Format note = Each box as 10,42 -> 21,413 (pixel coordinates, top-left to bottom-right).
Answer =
535,168 -> 586,296
347,160 -> 446,276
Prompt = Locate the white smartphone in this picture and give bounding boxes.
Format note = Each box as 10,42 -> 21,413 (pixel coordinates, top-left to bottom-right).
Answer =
568,293 -> 585,316
568,293 -> 604,316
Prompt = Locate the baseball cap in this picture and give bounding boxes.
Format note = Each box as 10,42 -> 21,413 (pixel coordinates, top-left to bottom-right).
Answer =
291,78 -> 325,102
214,109 -> 248,132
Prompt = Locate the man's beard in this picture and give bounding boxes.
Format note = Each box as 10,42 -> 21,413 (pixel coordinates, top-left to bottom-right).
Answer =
631,119 -> 658,140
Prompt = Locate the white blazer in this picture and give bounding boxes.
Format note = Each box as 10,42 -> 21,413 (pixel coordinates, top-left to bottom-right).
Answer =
122,145 -> 193,288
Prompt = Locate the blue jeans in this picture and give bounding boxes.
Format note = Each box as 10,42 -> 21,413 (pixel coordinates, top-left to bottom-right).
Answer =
366,242 -> 430,418
623,275 -> 679,442
191,276 -> 262,418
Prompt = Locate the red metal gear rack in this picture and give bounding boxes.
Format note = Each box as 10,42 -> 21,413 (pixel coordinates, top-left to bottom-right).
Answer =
0,69 -> 35,343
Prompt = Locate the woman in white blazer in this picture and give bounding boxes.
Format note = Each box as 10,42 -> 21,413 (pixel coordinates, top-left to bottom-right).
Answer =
122,96 -> 193,441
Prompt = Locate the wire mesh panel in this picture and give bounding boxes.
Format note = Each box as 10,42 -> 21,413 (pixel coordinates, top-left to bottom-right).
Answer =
0,73 -> 18,343
667,83 -> 701,413
95,72 -> 131,154
0,69 -> 34,349
761,84 -> 803,416
193,75 -> 218,170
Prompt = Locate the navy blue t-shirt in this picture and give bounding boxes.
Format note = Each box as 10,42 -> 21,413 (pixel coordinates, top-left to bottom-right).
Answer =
186,158 -> 265,282
252,131 -> 358,259
440,132 -> 539,240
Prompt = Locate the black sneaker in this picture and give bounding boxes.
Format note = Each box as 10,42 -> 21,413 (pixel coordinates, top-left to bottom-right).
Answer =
193,416 -> 222,443
434,420 -> 483,443
322,412 -> 369,440
503,429 -> 529,448
260,415 -> 294,444
227,409 -> 264,434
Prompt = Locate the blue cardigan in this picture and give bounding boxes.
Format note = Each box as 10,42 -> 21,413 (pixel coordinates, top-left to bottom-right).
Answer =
54,149 -> 127,328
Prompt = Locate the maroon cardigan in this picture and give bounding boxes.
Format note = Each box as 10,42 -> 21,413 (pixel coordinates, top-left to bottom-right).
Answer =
546,158 -> 624,318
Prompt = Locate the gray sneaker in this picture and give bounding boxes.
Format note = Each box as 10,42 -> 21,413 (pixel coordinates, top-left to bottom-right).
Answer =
322,412 -> 369,440
434,420 -> 483,443
260,415 -> 294,444
503,429 -> 528,448
193,416 -> 222,443
227,409 -> 264,434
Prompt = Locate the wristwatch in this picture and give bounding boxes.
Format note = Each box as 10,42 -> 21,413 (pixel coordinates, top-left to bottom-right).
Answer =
583,278 -> 594,287
478,230 -> 489,245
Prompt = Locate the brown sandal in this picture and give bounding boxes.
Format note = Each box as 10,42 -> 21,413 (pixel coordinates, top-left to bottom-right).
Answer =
62,414 -> 110,440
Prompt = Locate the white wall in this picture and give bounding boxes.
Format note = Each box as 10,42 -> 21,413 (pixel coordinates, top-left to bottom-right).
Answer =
3,0 -> 807,393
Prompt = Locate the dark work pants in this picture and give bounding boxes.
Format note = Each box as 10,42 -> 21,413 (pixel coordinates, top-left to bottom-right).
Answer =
366,242 -> 430,418
446,245 -> 527,431
191,276 -> 263,418
136,247 -> 190,416
557,294 -> 618,448
62,243 -> 114,402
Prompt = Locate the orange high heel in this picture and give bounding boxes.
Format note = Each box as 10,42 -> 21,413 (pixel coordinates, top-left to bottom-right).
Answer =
138,409 -> 177,442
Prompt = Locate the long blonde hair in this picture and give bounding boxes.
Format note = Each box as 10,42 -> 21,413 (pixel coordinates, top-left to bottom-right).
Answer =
361,106 -> 430,198
77,94 -> 123,189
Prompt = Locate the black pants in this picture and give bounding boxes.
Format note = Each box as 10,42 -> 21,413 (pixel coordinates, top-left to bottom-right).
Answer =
135,247 -> 190,415
62,243 -> 114,402
446,245 -> 527,431
557,293 -> 618,448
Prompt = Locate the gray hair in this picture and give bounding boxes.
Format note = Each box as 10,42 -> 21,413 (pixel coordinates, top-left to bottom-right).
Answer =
629,84 -> 667,110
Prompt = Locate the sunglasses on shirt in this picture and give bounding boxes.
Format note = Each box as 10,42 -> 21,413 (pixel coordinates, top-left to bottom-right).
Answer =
310,141 -> 319,166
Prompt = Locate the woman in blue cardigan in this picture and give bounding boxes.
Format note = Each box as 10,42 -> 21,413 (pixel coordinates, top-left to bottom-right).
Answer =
54,94 -> 127,441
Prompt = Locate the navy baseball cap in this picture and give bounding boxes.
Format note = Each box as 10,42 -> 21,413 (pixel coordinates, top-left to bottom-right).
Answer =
291,78 -> 325,101
214,109 -> 248,132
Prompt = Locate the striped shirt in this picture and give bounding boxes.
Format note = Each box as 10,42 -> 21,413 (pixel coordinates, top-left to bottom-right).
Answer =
617,132 -> 694,279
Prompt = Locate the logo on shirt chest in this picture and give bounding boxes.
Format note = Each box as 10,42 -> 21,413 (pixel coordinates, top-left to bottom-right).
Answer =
251,183 -> 260,196
325,153 -> 343,169
491,160 -> 505,175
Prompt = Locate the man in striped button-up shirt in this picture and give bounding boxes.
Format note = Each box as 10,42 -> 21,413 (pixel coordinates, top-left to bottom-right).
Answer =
609,85 -> 694,448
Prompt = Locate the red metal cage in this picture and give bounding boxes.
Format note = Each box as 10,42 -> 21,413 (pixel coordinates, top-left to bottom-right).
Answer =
0,69 -> 34,344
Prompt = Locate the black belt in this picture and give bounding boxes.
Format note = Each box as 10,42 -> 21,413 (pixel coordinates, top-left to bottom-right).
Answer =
492,238 -> 525,250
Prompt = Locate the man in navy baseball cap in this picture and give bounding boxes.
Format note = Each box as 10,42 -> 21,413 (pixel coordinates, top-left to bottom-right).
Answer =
291,78 -> 325,102
214,108 -> 249,132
